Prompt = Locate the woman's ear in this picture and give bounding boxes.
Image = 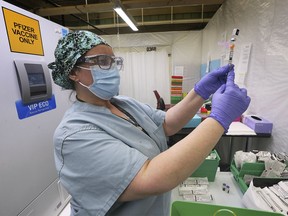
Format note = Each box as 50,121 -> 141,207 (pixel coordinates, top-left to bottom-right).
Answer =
69,74 -> 78,82
69,69 -> 79,82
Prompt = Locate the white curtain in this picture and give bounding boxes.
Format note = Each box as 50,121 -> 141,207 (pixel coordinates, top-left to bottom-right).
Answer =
115,48 -> 170,108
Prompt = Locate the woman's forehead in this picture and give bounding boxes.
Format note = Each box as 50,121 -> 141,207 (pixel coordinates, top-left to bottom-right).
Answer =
85,44 -> 113,56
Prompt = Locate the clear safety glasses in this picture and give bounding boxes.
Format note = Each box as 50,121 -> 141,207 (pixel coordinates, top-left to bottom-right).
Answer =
77,54 -> 124,70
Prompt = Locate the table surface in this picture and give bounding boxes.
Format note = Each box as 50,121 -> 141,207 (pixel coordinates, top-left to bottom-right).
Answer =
171,171 -> 245,208
178,122 -> 271,137
59,172 -> 244,216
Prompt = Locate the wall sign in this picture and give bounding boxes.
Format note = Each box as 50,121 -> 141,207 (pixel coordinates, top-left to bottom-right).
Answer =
2,7 -> 44,55
15,95 -> 56,120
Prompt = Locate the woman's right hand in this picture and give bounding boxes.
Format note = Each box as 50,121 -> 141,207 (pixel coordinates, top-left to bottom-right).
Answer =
209,69 -> 251,132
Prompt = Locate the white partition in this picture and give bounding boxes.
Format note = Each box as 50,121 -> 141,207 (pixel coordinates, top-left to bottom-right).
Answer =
0,2 -> 71,215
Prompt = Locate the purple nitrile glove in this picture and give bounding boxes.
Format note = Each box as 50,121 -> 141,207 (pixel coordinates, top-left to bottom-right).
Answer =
194,64 -> 233,100
209,70 -> 251,132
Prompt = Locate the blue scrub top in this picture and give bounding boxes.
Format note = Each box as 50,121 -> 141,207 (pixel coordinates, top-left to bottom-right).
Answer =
54,95 -> 171,216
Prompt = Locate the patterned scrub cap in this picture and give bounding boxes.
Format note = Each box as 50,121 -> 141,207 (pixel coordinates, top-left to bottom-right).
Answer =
48,30 -> 109,89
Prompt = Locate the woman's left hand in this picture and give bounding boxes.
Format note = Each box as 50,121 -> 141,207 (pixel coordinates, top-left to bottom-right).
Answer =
194,64 -> 233,100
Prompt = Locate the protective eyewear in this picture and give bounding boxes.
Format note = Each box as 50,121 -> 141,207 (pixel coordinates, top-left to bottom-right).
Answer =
77,54 -> 123,70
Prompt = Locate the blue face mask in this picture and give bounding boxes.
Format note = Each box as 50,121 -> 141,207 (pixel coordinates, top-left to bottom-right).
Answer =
78,65 -> 120,100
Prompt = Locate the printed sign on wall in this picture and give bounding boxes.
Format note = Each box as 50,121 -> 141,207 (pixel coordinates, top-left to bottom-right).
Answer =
2,7 -> 44,55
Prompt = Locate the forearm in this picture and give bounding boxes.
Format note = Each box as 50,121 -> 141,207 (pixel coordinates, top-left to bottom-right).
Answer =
164,89 -> 205,136
118,118 -> 224,201
119,68 -> 250,202
145,118 -> 224,192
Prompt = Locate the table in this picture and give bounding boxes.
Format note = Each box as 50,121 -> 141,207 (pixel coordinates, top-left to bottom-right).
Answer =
59,172 -> 243,216
169,122 -> 271,166
171,171 -> 245,208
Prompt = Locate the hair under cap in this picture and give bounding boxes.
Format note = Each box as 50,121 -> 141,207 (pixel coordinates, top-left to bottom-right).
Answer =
48,30 -> 109,89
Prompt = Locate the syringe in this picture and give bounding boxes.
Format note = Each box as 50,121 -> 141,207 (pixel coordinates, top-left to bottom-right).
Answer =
228,28 -> 240,65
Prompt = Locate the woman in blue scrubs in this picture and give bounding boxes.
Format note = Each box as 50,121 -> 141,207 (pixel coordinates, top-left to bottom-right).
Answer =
48,30 -> 250,216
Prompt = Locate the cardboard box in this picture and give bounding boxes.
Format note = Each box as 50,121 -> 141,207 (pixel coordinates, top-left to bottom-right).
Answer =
243,115 -> 273,134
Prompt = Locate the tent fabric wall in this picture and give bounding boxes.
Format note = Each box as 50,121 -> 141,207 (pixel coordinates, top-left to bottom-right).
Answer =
171,32 -> 202,94
114,49 -> 170,107
202,0 -> 288,153
103,31 -> 202,106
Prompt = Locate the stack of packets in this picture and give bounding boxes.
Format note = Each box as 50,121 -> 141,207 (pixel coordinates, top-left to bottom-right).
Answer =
234,150 -> 288,185
178,177 -> 213,202
243,180 -> 288,214
170,75 -> 183,104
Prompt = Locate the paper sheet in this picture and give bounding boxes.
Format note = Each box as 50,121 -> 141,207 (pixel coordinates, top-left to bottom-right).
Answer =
174,66 -> 184,76
226,122 -> 256,135
235,43 -> 252,88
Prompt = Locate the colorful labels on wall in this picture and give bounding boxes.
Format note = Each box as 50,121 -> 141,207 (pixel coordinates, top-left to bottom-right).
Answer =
171,75 -> 183,104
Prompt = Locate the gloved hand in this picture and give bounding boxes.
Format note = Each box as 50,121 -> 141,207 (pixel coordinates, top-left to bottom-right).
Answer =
209,70 -> 251,132
194,64 -> 233,100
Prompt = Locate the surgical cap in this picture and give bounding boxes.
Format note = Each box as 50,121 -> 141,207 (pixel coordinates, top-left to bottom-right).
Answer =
48,30 -> 109,89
